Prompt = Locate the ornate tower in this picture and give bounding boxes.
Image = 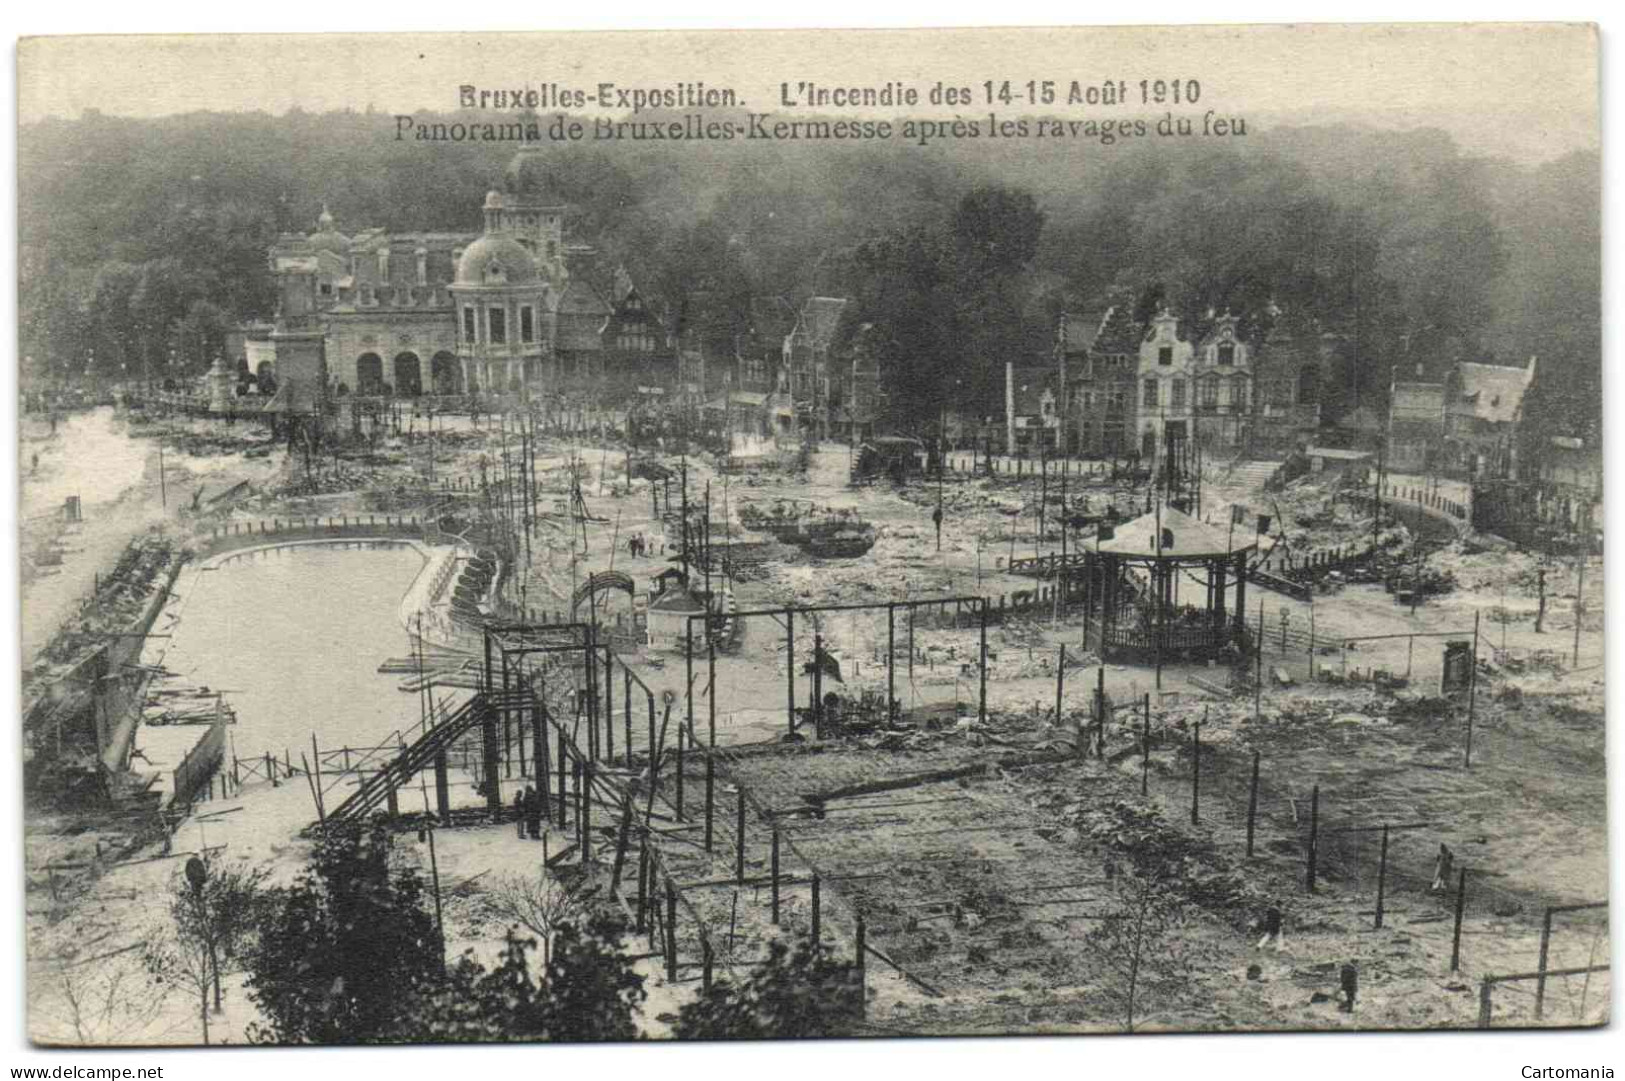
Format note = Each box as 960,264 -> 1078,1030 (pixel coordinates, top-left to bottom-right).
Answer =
497,148 -> 569,291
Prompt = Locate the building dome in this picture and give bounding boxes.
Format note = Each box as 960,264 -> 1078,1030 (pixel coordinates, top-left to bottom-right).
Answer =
306,203 -> 350,253
454,233 -> 540,287
502,147 -> 564,204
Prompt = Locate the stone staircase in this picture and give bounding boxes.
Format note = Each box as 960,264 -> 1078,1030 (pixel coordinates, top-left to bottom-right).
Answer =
1228,459 -> 1285,493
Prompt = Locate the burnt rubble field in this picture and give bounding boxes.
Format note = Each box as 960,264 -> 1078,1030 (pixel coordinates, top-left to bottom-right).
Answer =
22,408 -> 1607,1041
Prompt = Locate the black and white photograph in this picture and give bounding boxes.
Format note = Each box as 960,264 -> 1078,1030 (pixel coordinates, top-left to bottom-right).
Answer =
10,20 -> 1608,1054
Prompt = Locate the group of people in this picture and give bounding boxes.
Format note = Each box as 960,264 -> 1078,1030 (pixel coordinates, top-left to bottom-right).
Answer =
627,531 -> 658,559
512,785 -> 545,840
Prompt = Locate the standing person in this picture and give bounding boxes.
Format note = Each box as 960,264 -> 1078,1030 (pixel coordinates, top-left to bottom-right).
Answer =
1256,907 -> 1286,951
1339,963 -> 1358,1013
526,784 -> 543,840
514,787 -> 527,838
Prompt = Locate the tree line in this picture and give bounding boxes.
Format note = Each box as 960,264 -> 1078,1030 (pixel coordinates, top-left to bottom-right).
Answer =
19,108 -> 1599,439
129,821 -> 863,1044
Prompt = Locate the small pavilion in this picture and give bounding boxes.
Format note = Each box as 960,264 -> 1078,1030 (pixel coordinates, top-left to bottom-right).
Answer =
1081,505 -> 1257,664
646,582 -> 709,653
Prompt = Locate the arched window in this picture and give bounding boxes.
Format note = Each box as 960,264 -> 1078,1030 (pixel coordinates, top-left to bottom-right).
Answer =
1297,365 -> 1320,405
355,354 -> 383,394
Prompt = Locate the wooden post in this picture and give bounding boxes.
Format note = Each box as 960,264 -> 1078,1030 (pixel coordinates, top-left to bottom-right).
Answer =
1375,824 -> 1390,930
708,630 -> 718,748
301,753 -> 324,829
887,604 -> 896,721
1246,750 -> 1260,857
1536,908 -> 1554,1019
584,641 -> 598,763
663,711 -> 682,812
787,609 -> 796,737
1191,709 -> 1203,824
1467,609 -> 1480,769
1141,696 -> 1151,796
979,601 -> 989,724
604,648 -> 615,762
1309,604 -> 1317,680
635,844 -> 649,934
1055,643 -> 1066,725
704,748 -> 715,853
702,938 -> 713,994
574,760 -> 586,855
1574,541 -> 1586,667
556,732 -> 568,828
735,787 -> 747,883
686,620 -> 695,753
1450,868 -> 1468,973
665,879 -> 678,981
1254,596 -> 1264,719
1478,978 -> 1494,1029
811,873 -> 822,945
1306,783 -> 1319,893
532,706 -> 546,801
854,913 -> 867,1019
610,797 -> 633,896
434,749 -> 450,826
771,827 -> 781,925
812,631 -> 824,736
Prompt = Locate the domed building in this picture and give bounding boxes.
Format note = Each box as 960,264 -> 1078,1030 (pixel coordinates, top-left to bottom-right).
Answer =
448,194 -> 554,393
305,205 -> 351,256
264,146 -> 663,404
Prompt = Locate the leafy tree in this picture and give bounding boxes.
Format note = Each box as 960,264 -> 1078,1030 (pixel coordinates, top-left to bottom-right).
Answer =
245,822 -> 443,1044
952,184 -> 1044,274
16,107 -> 1598,432
393,916 -> 645,1043
182,857 -> 267,1011
170,299 -> 234,373
142,855 -> 267,1045
671,938 -> 861,1040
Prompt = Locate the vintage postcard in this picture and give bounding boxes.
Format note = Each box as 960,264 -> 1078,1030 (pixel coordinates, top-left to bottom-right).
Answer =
15,23 -> 1604,1047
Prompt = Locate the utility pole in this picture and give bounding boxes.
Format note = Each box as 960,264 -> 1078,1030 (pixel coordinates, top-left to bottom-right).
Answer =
1055,462 -> 1068,623
420,825 -> 445,973
1573,543 -> 1585,668
1039,442 -> 1048,544
1153,469 -> 1164,691
936,412 -> 945,554
680,461 -> 690,584
1371,439 -> 1385,553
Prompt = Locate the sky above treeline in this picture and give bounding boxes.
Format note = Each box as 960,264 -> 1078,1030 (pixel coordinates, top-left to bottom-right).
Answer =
18,24 -> 1598,164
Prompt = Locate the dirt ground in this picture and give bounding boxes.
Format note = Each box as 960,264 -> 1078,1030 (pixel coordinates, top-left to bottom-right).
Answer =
22,416 -> 1608,1041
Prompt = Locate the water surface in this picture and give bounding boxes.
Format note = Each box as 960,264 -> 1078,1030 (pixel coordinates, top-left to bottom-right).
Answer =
161,543 -> 428,762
